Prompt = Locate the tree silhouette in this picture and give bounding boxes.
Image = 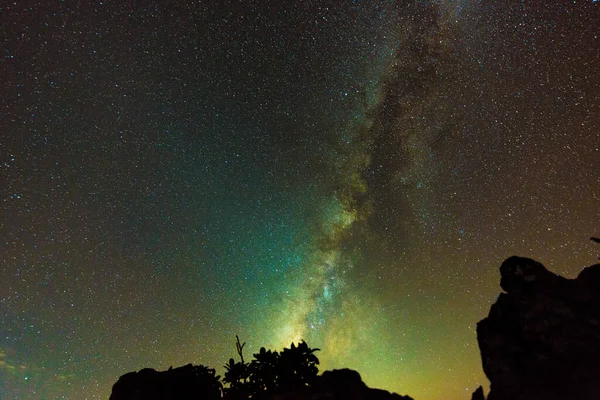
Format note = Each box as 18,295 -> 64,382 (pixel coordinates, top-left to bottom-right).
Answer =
275,341 -> 320,392
248,347 -> 279,396
222,337 -> 320,399
223,336 -> 250,399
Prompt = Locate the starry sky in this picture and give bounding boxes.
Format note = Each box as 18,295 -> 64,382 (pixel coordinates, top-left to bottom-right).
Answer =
1,1 -> 599,399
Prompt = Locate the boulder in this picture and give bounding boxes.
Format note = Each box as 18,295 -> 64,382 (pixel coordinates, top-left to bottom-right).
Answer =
271,368 -> 414,400
311,368 -> 414,400
470,386 -> 484,400
110,363 -> 222,400
477,256 -> 600,400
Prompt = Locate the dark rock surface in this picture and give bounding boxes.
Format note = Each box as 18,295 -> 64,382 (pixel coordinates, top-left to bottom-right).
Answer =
306,368 -> 414,400
470,386 -> 484,400
252,368 -> 414,399
109,364 -> 222,400
477,256 -> 600,400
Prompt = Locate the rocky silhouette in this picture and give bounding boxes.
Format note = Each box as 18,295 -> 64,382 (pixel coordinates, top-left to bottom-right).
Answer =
110,364 -> 221,400
310,369 -> 414,400
476,255 -> 600,400
470,386 -> 484,400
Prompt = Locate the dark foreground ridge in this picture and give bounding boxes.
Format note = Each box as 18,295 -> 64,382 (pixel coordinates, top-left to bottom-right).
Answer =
110,365 -> 414,400
477,255 -> 600,400
110,251 -> 600,400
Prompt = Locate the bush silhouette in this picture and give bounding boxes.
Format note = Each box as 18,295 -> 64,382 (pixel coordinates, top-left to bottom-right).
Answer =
275,341 -> 320,392
221,337 -> 320,399
223,335 -> 251,399
248,347 -> 279,395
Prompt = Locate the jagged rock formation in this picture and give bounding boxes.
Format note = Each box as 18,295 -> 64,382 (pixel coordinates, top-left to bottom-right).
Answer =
477,256 -> 600,400
301,368 -> 414,400
109,366 -> 414,400
470,386 -> 484,400
110,364 -> 222,400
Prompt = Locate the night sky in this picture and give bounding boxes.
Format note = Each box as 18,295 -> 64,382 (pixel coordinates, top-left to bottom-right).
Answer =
1,1 -> 599,399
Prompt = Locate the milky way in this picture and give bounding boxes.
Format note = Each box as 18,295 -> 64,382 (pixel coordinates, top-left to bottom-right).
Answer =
1,1 -> 599,399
